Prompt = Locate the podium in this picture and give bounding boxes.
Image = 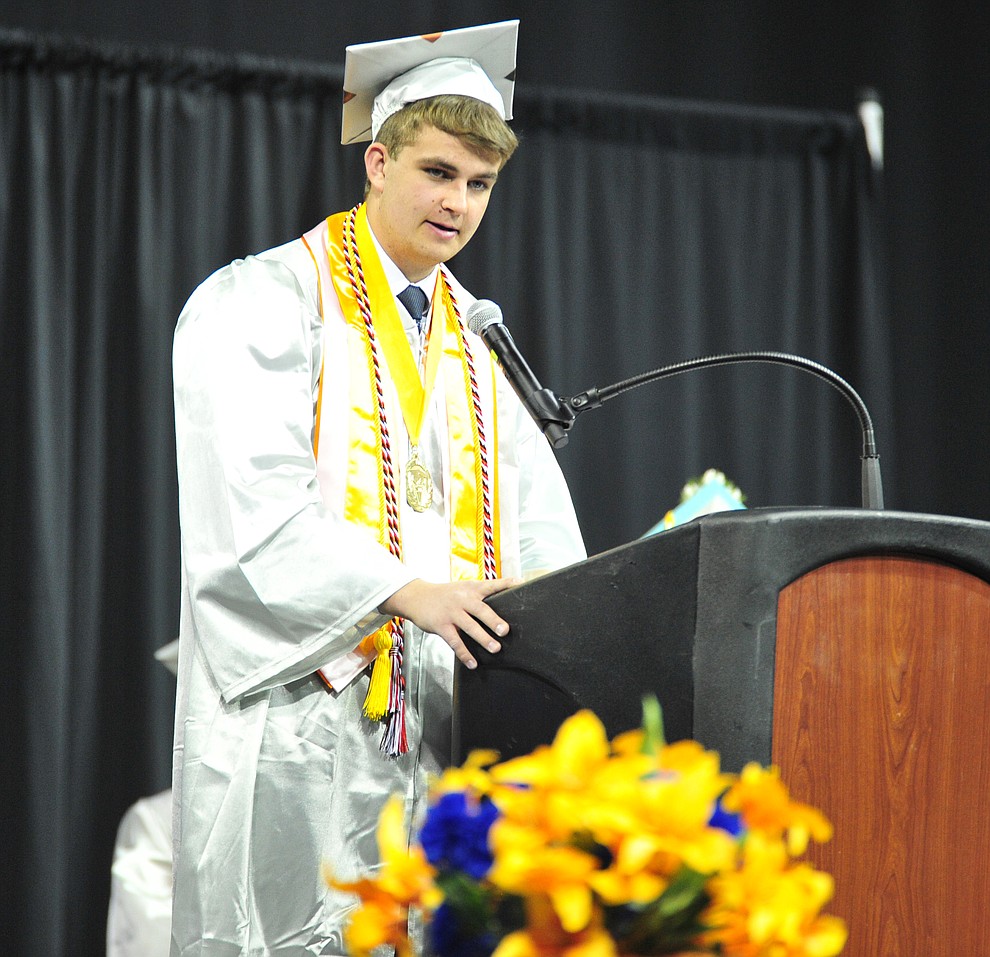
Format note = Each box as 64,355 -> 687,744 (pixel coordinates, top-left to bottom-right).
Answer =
453,508 -> 990,957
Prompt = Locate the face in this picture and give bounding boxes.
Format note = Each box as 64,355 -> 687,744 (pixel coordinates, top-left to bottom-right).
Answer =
364,124 -> 501,282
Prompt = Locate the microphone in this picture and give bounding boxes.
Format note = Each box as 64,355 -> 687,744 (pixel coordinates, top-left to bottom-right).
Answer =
466,300 -> 574,448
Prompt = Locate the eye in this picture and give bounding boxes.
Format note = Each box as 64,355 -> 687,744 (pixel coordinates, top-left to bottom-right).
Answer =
469,179 -> 493,192
424,166 -> 451,180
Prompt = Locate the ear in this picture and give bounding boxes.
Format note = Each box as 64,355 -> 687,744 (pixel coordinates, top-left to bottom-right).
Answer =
364,143 -> 389,193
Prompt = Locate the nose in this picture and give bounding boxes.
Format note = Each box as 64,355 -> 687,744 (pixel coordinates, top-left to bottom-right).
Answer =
440,179 -> 468,215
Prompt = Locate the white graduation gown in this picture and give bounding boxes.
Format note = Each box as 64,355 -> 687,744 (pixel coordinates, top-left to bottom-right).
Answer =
170,230 -> 585,956
108,789 -> 174,957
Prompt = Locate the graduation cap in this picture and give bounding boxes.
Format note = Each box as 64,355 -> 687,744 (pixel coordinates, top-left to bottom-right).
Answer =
341,20 -> 519,145
642,469 -> 747,537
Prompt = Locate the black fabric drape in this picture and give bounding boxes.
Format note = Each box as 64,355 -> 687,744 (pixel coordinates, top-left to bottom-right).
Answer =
0,29 -> 888,956
456,86 -> 891,546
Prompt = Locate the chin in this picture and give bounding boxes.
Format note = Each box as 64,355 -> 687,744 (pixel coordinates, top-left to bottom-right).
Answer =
422,243 -> 462,267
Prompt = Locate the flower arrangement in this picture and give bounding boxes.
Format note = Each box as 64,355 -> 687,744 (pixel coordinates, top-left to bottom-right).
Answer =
326,701 -> 846,957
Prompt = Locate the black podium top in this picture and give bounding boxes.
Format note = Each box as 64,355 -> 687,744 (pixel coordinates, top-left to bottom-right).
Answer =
453,508 -> 990,770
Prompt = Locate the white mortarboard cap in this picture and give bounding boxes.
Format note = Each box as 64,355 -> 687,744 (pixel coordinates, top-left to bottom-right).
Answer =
342,20 -> 519,145
154,638 -> 180,677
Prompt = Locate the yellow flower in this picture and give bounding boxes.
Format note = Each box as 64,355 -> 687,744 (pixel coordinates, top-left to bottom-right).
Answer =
491,894 -> 618,957
580,740 -> 735,893
606,824 -> 736,893
489,711 -> 622,845
702,832 -> 847,957
491,710 -> 612,791
722,764 -> 832,855
487,837 -> 601,932
586,865 -> 668,906
374,796 -> 441,904
492,926 -> 618,957
609,727 -> 646,756
431,748 -> 500,797
324,796 -> 441,956
343,895 -> 413,957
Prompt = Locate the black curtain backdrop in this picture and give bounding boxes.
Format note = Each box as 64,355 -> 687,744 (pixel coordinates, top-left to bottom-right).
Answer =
1,29 -> 889,956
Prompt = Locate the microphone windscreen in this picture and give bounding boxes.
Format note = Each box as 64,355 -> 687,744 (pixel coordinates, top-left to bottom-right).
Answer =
466,299 -> 503,336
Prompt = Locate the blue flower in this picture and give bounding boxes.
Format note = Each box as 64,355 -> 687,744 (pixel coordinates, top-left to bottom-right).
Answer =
708,795 -> 743,837
421,792 -> 499,879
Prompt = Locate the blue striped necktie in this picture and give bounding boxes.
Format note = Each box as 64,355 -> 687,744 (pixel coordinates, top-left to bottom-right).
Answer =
397,284 -> 429,333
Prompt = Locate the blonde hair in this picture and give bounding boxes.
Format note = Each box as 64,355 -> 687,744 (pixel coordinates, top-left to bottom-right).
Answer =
365,95 -> 518,195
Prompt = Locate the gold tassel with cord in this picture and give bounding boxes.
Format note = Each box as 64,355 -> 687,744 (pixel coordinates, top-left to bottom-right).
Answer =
362,626 -> 394,720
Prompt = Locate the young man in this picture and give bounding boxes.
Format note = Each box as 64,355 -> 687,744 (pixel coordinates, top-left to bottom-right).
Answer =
170,21 -> 585,956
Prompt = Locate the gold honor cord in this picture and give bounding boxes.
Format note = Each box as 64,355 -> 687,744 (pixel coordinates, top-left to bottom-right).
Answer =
303,207 -> 501,751
404,282 -> 446,512
350,209 -> 444,516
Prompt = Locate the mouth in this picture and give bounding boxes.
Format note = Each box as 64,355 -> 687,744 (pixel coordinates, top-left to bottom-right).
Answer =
426,220 -> 460,239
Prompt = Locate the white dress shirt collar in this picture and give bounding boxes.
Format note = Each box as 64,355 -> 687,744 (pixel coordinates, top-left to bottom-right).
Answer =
365,224 -> 438,335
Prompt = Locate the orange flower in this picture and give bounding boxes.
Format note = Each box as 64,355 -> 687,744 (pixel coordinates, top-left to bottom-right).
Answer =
722,764 -> 832,855
492,925 -> 618,957
580,738 -> 736,896
487,834 -> 601,932
324,796 -> 441,956
491,710 -> 612,792
489,710 -> 621,844
431,748 -> 500,798
342,893 -> 414,957
701,832 -> 846,957
491,894 -> 618,957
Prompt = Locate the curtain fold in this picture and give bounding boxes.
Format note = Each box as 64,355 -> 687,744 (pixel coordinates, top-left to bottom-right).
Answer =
0,28 -> 888,957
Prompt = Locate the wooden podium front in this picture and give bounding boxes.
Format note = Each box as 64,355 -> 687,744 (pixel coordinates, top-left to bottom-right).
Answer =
775,555 -> 990,956
454,508 -> 990,957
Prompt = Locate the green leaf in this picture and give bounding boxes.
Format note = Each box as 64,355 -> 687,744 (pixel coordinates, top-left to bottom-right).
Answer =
640,695 -> 667,755
655,868 -> 708,918
610,867 -> 714,955
435,871 -> 494,936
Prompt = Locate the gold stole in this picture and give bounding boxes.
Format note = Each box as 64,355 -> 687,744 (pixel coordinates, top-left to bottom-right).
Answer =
303,205 -> 500,749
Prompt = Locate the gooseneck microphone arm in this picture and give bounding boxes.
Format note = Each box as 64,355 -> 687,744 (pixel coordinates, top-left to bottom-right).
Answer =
466,298 -> 883,509
561,350 -> 884,510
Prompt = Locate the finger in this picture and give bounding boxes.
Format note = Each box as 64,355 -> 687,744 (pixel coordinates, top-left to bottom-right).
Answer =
438,624 -> 478,669
466,577 -> 522,641
465,603 -> 509,643
453,605 -> 505,653
477,576 -> 524,597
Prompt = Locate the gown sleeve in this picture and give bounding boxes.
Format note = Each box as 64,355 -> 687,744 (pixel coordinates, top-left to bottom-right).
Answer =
173,255 -> 415,703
